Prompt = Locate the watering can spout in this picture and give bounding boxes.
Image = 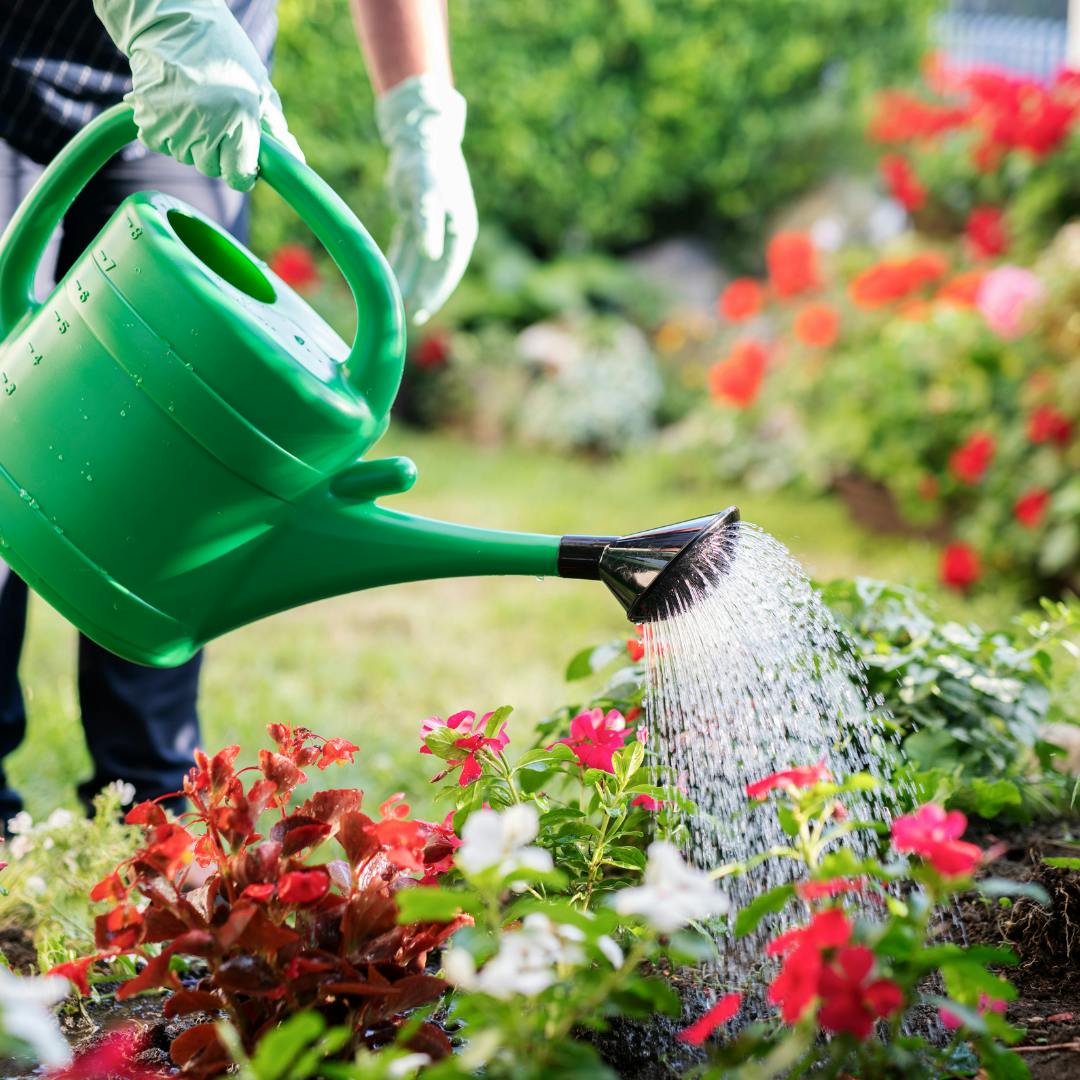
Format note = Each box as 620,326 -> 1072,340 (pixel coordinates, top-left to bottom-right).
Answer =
558,507 -> 741,623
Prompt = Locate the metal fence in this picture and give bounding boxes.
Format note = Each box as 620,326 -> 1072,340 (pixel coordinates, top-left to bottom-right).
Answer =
932,11 -> 1070,80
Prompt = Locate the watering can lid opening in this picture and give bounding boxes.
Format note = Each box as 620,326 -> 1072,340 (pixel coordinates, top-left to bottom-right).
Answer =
167,209 -> 276,306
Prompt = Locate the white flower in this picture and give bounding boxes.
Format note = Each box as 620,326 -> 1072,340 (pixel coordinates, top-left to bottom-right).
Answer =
443,914 -> 584,1000
105,780 -> 137,806
612,841 -> 729,934
598,934 -> 624,968
24,876 -> 46,897
7,835 -> 31,861
44,809 -> 74,831
6,812 -> 32,836
455,805 -> 553,882
0,968 -> 72,1067
387,1053 -> 431,1077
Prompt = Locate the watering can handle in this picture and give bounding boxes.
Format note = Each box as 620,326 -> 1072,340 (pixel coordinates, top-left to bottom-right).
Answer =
0,103 -> 405,422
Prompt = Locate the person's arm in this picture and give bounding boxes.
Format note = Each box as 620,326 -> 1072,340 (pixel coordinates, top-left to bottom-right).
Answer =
350,0 -> 477,325
349,0 -> 451,93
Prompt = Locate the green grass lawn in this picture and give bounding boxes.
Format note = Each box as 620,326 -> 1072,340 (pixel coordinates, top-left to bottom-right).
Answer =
9,430 -> 1021,820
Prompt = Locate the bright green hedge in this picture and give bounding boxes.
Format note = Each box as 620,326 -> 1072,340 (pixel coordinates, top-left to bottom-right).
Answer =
257,0 -> 931,255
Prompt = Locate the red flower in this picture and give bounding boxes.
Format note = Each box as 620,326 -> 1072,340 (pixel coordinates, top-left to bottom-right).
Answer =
317,737 -> 359,770
277,868 -> 331,905
767,910 -> 852,1023
709,340 -> 768,409
767,907 -> 852,959
626,637 -> 645,662
1028,405 -> 1074,447
269,244 -> 319,292
1014,488 -> 1050,529
891,803 -> 984,878
632,793 -> 663,811
965,206 -> 1008,259
48,1027 -> 167,1080
552,708 -> 630,772
678,992 -> 742,1045
868,90 -> 969,143
766,232 -> 820,297
818,946 -> 905,1039
415,331 -> 451,369
940,543 -> 981,592
746,760 -> 830,800
793,304 -> 840,348
719,278 -> 765,322
848,253 -> 948,308
420,710 -> 510,786
795,877 -> 864,902
879,154 -> 926,211
949,430 -> 995,484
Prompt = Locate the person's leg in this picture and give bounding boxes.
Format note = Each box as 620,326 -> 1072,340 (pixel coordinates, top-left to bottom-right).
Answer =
0,141 -> 52,826
59,149 -> 249,813
0,570 -> 30,827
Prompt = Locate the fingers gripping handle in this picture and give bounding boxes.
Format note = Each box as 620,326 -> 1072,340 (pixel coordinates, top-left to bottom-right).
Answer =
0,105 -> 406,428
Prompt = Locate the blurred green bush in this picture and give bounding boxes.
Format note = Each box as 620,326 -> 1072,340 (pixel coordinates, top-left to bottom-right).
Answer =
256,0 -> 931,256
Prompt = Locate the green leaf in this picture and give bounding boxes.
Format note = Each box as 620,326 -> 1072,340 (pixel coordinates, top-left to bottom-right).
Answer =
978,878 -> 1051,904
484,705 -> 513,739
968,777 -> 1023,818
249,1011 -> 327,1079
566,641 -> 625,681
603,846 -> 647,872
734,884 -> 794,938
1044,857 -> 1080,869
394,886 -> 480,924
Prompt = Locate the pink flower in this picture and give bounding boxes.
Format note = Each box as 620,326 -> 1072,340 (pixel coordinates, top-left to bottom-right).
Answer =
940,992 -> 1007,1029
745,760 -> 830,800
632,793 -> 663,811
678,992 -> 742,1044
421,710 -> 510,786
796,877 -> 864,902
891,804 -> 984,878
552,708 -> 629,772
976,266 -> 1045,340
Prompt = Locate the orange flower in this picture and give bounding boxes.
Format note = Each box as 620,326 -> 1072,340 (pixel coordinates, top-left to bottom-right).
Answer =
718,278 -> 765,322
793,304 -> 840,348
709,340 -> 769,409
937,270 -> 986,307
766,232 -> 819,298
849,253 -> 949,308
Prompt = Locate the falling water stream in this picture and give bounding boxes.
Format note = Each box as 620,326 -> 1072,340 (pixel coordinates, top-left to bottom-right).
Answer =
643,521 -> 901,959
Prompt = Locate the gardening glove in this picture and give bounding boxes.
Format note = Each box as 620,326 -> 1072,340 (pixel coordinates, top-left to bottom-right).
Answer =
376,75 -> 478,325
92,0 -> 303,191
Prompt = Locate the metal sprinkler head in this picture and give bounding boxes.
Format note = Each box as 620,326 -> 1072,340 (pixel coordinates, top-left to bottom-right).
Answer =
557,506 -> 741,622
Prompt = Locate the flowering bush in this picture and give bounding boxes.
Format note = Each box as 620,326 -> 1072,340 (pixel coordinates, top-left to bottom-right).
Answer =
871,60 -> 1080,260
50,724 -> 469,1075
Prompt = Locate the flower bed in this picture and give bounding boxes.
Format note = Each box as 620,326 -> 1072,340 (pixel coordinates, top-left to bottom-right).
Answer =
0,581 -> 1077,1078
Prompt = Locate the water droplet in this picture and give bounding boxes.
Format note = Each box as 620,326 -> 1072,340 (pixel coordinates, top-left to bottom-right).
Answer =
85,474 -> 93,483
167,403 -> 175,413
294,335 -> 305,346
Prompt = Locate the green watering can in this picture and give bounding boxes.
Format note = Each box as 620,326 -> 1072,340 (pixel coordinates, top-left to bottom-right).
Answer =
0,103 -> 737,667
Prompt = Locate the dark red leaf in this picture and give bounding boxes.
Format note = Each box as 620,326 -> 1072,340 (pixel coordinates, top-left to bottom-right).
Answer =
116,949 -> 180,1000
220,902 -> 299,953
388,974 -> 448,1012
278,869 -> 330,905
169,929 -> 217,957
298,788 -> 364,825
320,980 -> 402,998
337,811 -> 379,866
47,955 -> 99,996
213,955 -> 280,995
95,904 -> 144,951
259,749 -> 306,794
170,1022 -> 229,1070
142,906 -> 191,943
209,746 -> 241,798
125,800 -> 167,827
270,814 -> 333,856
407,1020 -> 454,1061
89,872 -> 128,903
163,989 -> 223,1018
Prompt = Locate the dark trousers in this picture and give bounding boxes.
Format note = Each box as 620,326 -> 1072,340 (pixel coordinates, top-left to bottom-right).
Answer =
0,138 -> 250,822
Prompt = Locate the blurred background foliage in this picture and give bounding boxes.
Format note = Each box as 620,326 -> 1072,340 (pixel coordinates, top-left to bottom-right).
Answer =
256,0 -> 933,257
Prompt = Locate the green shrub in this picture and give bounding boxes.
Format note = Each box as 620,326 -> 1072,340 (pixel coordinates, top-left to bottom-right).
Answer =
258,0 -> 931,255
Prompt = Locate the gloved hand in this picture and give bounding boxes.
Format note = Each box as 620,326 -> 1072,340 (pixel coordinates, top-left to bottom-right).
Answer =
376,75 -> 478,325
92,0 -> 303,191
